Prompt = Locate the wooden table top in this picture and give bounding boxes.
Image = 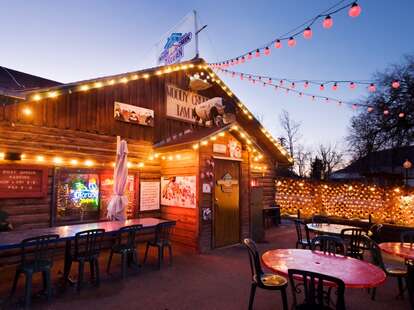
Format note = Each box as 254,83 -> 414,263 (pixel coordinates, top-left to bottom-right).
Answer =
262,249 -> 386,288
0,218 -> 174,250
306,223 -> 361,236
380,242 -> 414,260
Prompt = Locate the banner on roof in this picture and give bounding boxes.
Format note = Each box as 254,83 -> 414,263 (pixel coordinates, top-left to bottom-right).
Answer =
155,11 -> 197,66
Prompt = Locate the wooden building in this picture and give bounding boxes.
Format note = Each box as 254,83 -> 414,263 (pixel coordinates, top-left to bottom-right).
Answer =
0,58 -> 292,252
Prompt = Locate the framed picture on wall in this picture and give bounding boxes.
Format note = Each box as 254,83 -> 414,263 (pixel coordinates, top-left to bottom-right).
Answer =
140,181 -> 160,211
160,176 -> 196,208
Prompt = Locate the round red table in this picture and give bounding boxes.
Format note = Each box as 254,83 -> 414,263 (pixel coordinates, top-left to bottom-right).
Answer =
380,242 -> 414,309
262,249 -> 386,288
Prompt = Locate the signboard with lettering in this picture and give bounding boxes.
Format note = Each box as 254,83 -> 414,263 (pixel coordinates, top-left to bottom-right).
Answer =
0,166 -> 48,198
140,181 -> 160,211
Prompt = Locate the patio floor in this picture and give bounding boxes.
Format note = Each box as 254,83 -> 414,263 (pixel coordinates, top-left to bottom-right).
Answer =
0,221 -> 410,309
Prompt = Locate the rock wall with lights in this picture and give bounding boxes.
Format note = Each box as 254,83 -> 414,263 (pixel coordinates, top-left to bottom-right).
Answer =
276,178 -> 414,226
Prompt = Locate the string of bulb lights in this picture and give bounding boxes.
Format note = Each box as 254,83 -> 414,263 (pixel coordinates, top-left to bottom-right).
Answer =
213,67 -> 407,118
208,1 -> 362,68
214,68 -> 402,93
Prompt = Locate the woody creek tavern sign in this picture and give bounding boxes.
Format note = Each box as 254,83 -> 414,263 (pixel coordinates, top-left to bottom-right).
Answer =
217,173 -> 238,193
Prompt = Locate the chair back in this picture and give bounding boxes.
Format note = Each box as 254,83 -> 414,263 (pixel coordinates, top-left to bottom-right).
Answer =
311,235 -> 345,255
294,219 -> 310,244
74,229 -> 105,258
288,269 -> 345,310
243,238 -> 264,285
401,231 -> 414,245
341,228 -> 365,257
20,234 -> 60,271
117,224 -> 143,249
364,236 -> 386,271
155,222 -> 174,244
312,215 -> 331,225
368,223 -> 383,243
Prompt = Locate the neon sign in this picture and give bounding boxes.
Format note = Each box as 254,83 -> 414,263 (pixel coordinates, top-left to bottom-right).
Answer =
70,178 -> 99,208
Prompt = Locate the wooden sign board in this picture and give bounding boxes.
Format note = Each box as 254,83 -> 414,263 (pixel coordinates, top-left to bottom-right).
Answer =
0,166 -> 48,198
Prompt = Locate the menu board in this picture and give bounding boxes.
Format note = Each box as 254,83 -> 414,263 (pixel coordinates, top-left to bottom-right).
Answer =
0,166 -> 48,198
140,181 -> 160,211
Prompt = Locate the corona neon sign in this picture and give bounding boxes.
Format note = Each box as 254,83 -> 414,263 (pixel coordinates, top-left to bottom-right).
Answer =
70,178 -> 99,207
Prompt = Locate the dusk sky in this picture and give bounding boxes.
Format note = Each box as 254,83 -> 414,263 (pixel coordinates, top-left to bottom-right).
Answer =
2,0 -> 414,150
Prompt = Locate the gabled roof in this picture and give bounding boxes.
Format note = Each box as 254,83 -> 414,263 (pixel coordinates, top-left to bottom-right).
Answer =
0,66 -> 62,99
20,58 -> 292,165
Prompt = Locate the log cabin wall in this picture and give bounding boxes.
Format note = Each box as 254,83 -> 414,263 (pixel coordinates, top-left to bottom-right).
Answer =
159,150 -> 199,251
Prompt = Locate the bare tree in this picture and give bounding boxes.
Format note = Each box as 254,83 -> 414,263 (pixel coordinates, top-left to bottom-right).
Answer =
317,143 -> 345,179
279,110 -> 301,158
295,144 -> 312,177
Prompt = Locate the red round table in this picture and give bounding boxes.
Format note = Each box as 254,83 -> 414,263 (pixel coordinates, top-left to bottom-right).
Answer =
380,242 -> 414,309
262,249 -> 386,288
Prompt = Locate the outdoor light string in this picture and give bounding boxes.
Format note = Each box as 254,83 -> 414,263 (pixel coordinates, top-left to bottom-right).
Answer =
208,1 -> 362,68
213,67 -> 407,118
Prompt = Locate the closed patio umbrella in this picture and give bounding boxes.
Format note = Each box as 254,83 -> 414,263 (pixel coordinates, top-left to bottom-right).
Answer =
107,138 -> 128,221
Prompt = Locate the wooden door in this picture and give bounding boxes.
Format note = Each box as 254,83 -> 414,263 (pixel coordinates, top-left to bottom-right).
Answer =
214,159 -> 240,247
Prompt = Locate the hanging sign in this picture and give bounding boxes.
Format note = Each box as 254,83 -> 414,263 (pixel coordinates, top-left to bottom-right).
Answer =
114,101 -> 154,127
217,173 -> 238,193
213,143 -> 227,154
0,166 -> 48,198
155,11 -> 197,66
140,181 -> 160,211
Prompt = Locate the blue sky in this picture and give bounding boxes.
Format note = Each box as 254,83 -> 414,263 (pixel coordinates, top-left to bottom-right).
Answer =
1,0 -> 414,149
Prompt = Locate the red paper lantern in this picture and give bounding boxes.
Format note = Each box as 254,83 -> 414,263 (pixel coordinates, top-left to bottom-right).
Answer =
323,16 -> 333,29
274,40 -> 282,49
255,49 -> 260,57
264,47 -> 271,56
320,84 -> 325,91
368,83 -> 376,92
303,27 -> 312,39
332,83 -> 338,91
288,37 -> 296,47
392,80 -> 400,89
348,2 -> 361,18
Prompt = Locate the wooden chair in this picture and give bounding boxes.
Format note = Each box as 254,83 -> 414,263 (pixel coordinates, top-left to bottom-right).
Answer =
107,224 -> 143,278
366,236 -> 407,300
288,268 -> 346,310
143,222 -> 174,269
10,234 -> 59,309
243,239 -> 288,310
311,235 -> 346,255
64,228 -> 105,292
294,219 -> 311,249
341,228 -> 365,260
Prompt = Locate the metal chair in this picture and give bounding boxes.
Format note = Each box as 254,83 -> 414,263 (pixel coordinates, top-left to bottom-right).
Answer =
143,222 -> 174,269
64,228 -> 105,292
294,219 -> 311,249
341,228 -> 365,260
367,223 -> 383,243
107,224 -> 143,278
243,239 -> 288,310
312,215 -> 331,225
366,236 -> 407,300
311,235 -> 346,255
288,268 -> 346,310
10,234 -> 59,309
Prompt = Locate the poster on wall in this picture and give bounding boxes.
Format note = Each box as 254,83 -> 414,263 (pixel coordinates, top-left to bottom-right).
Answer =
140,182 -> 160,211
161,176 -> 196,208
166,84 -> 236,127
114,101 -> 154,127
0,166 -> 48,198
100,174 -> 136,219
155,11 -> 197,66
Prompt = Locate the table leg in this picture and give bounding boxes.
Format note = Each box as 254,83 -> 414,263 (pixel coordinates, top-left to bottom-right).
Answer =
62,240 -> 75,286
407,260 -> 414,310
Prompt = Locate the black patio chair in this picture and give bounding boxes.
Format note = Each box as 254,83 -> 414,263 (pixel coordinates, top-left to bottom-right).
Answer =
107,224 -> 143,278
365,236 -> 407,300
64,228 -> 105,292
401,231 -> 414,245
143,221 -> 174,269
9,234 -> 60,309
294,219 -> 311,249
367,223 -> 383,244
311,235 -> 346,255
312,215 -> 331,225
341,228 -> 365,260
243,239 -> 288,310
288,268 -> 346,310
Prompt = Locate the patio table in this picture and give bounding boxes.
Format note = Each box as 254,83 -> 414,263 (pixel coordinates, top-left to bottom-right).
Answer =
0,218 -> 175,285
306,223 -> 362,236
262,249 -> 386,288
379,242 -> 414,309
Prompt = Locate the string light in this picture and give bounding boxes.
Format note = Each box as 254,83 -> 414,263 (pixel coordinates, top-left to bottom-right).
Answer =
303,27 -> 313,39
323,15 -> 333,29
348,2 -> 362,17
